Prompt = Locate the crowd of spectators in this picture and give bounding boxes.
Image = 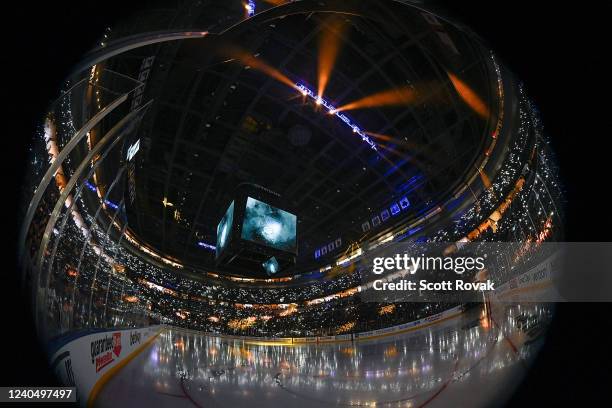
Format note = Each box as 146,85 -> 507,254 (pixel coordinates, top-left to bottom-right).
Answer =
27,84 -> 562,340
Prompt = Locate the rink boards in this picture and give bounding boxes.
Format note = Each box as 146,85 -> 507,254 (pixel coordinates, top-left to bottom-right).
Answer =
47,305 -> 464,406
49,325 -> 163,407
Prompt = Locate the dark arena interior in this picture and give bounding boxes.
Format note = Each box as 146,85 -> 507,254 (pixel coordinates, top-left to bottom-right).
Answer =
15,0 -> 597,407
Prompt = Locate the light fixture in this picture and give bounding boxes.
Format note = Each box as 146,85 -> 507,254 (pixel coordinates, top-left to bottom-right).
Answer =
245,0 -> 255,17
295,83 -> 377,150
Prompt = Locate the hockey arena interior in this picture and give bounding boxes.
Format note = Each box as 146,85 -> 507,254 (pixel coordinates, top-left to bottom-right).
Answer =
19,0 -> 565,406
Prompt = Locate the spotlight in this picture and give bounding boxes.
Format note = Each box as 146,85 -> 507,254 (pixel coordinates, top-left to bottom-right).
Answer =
244,1 -> 256,16
295,82 -> 377,150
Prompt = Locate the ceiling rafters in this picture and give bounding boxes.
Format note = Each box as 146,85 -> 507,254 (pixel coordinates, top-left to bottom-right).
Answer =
271,14 -> 441,208
113,3 -> 494,269
178,22 -> 326,258
300,116 -> 476,237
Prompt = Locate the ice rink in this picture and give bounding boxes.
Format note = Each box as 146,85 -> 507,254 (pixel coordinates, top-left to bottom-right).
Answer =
94,305 -> 548,407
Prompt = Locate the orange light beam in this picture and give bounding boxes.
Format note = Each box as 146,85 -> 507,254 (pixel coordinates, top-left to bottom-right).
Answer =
364,131 -> 395,143
365,131 -> 417,150
375,142 -> 420,176
376,142 -> 426,173
262,0 -> 287,5
378,150 -> 412,181
331,86 -> 416,114
478,167 -> 492,190
318,17 -> 347,100
447,72 -> 490,120
227,46 -> 296,89
477,166 -> 498,200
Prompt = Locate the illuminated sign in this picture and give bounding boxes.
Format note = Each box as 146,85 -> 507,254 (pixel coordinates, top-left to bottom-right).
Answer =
314,238 -> 342,259
361,196 -> 410,233
104,200 -> 120,210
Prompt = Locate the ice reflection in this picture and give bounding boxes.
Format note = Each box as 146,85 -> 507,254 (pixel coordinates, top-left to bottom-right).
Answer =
109,305 -> 550,407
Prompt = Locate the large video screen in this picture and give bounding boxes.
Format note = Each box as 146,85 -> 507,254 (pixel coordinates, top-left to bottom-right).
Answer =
241,197 -> 297,253
216,201 -> 234,258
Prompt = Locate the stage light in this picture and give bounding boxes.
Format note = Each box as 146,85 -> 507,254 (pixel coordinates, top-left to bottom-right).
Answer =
85,181 -> 97,192
245,1 -> 256,17
104,200 -> 120,210
295,83 -> 377,150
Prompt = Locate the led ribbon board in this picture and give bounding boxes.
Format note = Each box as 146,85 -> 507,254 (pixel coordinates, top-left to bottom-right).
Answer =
296,83 -> 377,151
197,242 -> 216,251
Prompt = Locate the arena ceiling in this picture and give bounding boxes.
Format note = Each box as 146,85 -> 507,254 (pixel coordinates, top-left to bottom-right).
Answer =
93,0 -> 496,275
